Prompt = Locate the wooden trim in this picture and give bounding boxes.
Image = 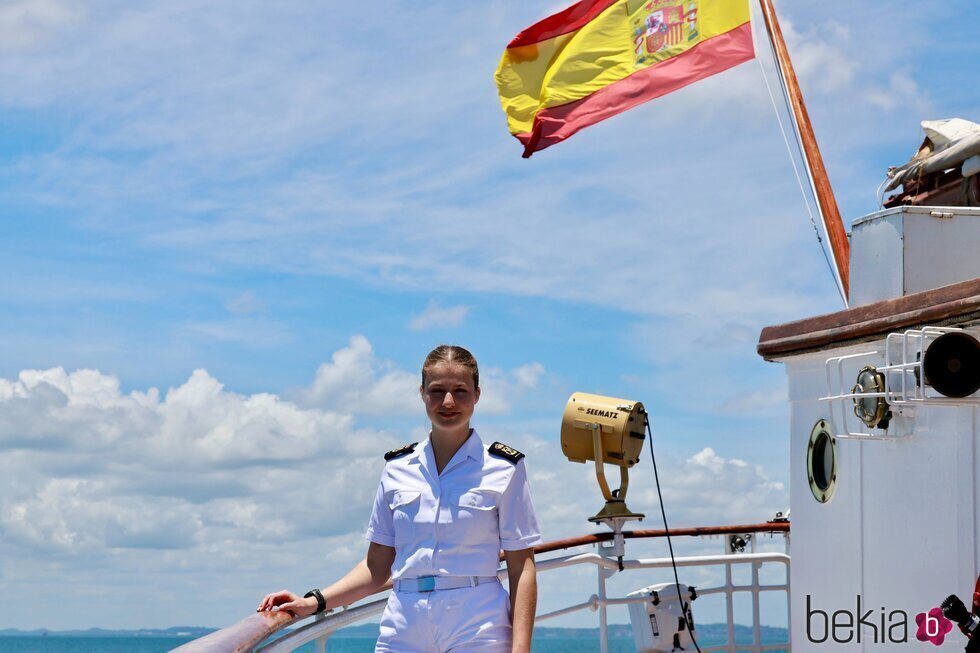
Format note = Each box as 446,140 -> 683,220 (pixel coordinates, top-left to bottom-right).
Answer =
524,522 -> 790,556
759,0 -> 850,299
758,277 -> 980,359
170,611 -> 294,653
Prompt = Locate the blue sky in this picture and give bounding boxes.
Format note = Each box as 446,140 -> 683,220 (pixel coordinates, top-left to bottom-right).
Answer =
0,0 -> 976,633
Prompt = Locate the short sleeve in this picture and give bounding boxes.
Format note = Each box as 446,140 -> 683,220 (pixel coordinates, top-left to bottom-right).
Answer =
364,475 -> 396,547
497,458 -> 542,551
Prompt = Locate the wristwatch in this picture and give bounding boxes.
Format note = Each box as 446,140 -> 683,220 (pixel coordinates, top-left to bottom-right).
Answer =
303,589 -> 327,614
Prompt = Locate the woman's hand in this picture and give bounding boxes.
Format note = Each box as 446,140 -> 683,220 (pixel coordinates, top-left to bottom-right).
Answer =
256,589 -> 318,617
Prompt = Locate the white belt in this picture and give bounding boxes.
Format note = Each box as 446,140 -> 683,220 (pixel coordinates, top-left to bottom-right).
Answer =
394,575 -> 498,593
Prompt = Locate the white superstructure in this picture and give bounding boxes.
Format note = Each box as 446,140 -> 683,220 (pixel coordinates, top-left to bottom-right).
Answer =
760,206 -> 980,651
850,206 -> 980,306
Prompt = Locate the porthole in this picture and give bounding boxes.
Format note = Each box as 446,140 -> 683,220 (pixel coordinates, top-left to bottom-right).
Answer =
808,419 -> 837,503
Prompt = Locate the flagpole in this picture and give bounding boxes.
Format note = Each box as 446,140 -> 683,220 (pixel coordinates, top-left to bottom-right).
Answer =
758,0 -> 850,305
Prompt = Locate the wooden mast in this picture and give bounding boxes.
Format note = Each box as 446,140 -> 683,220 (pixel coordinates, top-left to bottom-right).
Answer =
758,0 -> 850,301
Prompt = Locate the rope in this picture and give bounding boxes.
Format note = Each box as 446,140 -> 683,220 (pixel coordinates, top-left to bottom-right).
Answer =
756,29 -> 847,307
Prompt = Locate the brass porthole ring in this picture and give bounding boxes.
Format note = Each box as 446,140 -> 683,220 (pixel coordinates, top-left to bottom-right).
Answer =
808,419 -> 837,504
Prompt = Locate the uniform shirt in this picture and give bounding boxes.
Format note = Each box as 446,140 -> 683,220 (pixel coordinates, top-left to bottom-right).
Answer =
365,430 -> 541,580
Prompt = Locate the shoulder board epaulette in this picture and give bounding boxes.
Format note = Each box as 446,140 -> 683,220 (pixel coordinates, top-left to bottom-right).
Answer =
384,442 -> 418,462
489,441 -> 525,464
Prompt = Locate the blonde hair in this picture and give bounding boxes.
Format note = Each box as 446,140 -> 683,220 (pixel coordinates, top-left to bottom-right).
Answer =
421,345 -> 479,389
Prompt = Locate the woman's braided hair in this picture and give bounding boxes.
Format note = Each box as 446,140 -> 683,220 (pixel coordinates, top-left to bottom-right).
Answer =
421,345 -> 479,389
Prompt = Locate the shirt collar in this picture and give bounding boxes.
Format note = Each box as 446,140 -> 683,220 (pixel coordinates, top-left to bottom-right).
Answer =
418,429 -> 483,480
459,428 -> 484,462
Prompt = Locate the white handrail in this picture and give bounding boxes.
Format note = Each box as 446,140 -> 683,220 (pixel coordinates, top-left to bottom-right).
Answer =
255,598 -> 388,653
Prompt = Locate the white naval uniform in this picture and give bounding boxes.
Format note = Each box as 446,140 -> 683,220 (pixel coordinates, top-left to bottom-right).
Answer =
365,430 -> 542,653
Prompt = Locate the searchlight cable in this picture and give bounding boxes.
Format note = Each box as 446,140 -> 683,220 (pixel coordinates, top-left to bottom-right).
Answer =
646,418 -> 702,653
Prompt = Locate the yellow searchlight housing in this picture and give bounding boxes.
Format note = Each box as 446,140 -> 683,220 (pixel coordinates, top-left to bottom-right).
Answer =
560,392 -> 647,524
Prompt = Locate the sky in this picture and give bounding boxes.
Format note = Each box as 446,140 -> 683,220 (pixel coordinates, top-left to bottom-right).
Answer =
0,0 -> 977,635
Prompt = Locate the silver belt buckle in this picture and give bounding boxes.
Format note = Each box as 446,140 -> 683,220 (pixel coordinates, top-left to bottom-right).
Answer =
417,576 -> 436,592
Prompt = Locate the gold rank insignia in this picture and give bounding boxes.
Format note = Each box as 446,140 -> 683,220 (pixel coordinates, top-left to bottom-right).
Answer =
384,442 -> 418,462
489,441 -> 525,464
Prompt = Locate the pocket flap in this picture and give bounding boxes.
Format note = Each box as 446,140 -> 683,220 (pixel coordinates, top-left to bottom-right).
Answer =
389,490 -> 422,509
457,489 -> 499,510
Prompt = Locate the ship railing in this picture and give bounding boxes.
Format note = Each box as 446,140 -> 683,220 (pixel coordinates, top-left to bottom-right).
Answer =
170,521 -> 791,653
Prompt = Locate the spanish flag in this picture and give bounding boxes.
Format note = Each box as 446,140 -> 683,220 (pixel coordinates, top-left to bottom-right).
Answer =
496,0 -> 754,157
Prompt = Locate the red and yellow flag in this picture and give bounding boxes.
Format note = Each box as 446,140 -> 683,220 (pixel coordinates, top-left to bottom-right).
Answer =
495,0 -> 754,157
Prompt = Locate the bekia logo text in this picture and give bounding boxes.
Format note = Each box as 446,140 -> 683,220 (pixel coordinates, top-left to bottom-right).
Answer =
807,595 -> 954,646
807,595 -> 907,644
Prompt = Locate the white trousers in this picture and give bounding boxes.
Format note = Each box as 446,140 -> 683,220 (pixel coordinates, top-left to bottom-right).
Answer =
375,579 -> 512,653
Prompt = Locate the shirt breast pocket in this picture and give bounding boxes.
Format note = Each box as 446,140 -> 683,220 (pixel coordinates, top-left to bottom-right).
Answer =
454,489 -> 499,542
388,490 -> 422,544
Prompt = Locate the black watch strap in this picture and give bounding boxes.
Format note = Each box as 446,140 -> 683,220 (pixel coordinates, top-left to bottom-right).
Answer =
303,589 -> 326,614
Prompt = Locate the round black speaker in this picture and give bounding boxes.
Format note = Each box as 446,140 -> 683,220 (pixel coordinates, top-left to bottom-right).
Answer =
922,331 -> 980,398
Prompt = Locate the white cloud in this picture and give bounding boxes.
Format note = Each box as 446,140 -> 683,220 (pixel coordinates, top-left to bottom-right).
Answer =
512,362 -> 545,388
477,362 -> 546,415
865,71 -> 928,112
0,0 -> 79,53
0,340 -> 414,571
783,19 -> 857,93
715,384 -> 788,416
180,318 -> 289,346
4,478 -> 203,551
650,446 -> 786,526
0,341 -> 465,591
293,335 -> 545,417
0,366 -> 361,465
293,335 -> 421,415
408,301 -> 470,331
225,290 -> 261,315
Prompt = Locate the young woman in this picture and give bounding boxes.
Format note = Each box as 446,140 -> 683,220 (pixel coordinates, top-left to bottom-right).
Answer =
258,345 -> 541,653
